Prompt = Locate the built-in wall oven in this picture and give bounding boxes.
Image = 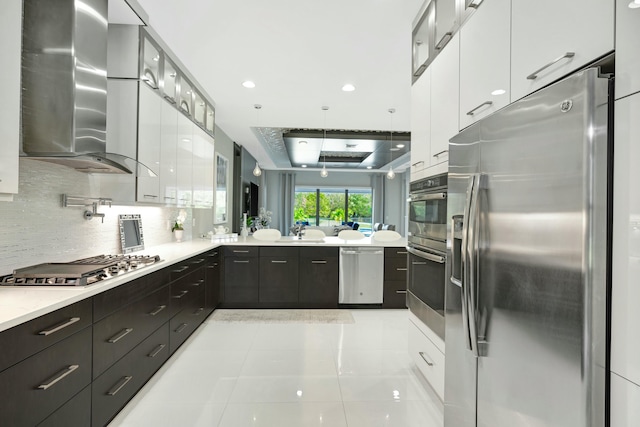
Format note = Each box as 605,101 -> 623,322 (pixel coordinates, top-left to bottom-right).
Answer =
407,173 -> 447,340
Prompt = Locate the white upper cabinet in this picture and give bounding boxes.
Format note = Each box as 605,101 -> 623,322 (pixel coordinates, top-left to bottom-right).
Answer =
616,0 -> 640,99
430,33 -> 459,166
176,113 -> 194,207
410,68 -> 431,180
0,0 -> 21,200
510,0 -> 614,101
136,83 -> 162,203
191,125 -> 214,208
459,0 -> 511,129
159,101 -> 178,205
434,0 -> 457,51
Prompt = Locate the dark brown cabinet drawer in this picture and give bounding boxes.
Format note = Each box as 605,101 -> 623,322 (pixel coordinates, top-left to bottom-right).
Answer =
37,385 -> 91,427
224,246 -> 259,257
384,256 -> 408,281
168,255 -> 206,281
94,267 -> 170,322
0,327 -> 92,426
93,285 -> 171,378
298,257 -> 339,307
385,247 -> 409,258
170,268 -> 205,317
299,247 -> 339,258
383,280 -> 408,308
260,246 -> 298,257
92,323 -> 170,427
259,256 -> 299,303
0,299 -> 92,373
169,290 -> 206,354
224,256 -> 259,304
205,250 -> 221,312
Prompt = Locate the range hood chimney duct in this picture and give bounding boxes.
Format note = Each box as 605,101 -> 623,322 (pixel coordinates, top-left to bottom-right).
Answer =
20,0 -> 152,176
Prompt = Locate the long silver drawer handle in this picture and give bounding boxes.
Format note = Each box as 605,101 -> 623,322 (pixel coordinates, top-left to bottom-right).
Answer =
396,267 -> 408,271
466,101 -> 493,116
164,197 -> 176,200
311,260 -> 328,264
37,365 -> 79,390
192,280 -> 204,287
192,258 -> 206,264
435,32 -> 453,50
193,307 -> 204,316
233,260 -> 250,263
107,376 -> 133,396
148,305 -> 166,316
233,250 -> 250,253
396,290 -> 408,294
208,252 -> 219,257
38,317 -> 81,336
143,194 -> 158,198
412,261 -> 428,265
271,260 -> 287,264
419,351 -> 434,366
396,251 -> 408,255
172,266 -> 189,273
172,290 -> 189,299
527,52 -> 575,80
108,328 -> 134,343
412,160 -> 424,168
147,344 -> 166,358
175,323 -> 188,333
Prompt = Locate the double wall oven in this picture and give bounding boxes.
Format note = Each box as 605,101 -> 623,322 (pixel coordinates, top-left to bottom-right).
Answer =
407,173 -> 447,339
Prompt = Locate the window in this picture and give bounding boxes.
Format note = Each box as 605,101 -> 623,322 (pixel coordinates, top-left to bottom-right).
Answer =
294,187 -> 373,234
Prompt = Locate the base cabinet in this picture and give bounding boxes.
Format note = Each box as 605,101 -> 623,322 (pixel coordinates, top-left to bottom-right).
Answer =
260,247 -> 299,304
299,247 -> 339,308
383,248 -> 408,308
38,385 -> 92,427
223,246 -> 260,304
408,317 -> 445,401
204,249 -> 222,313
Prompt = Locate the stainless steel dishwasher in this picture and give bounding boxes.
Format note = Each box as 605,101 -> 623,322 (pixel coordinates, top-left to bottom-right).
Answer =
339,247 -> 384,304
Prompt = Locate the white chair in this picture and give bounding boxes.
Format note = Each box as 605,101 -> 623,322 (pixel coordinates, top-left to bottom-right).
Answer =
338,229 -> 366,240
372,230 -> 402,242
302,229 -> 326,240
252,229 -> 282,241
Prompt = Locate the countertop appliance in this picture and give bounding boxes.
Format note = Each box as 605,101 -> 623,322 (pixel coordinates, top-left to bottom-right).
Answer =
407,174 -> 448,339
0,254 -> 161,286
445,67 -> 611,427
339,247 -> 384,304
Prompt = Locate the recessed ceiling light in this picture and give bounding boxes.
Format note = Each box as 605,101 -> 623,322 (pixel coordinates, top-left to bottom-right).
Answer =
396,144 -> 405,148
301,164 -> 307,168
366,166 -> 372,169
342,84 -> 356,92
242,80 -> 256,88
491,89 -> 506,96
299,140 -> 307,145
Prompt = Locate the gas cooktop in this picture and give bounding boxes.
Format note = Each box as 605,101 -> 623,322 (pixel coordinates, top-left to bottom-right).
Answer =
0,254 -> 161,286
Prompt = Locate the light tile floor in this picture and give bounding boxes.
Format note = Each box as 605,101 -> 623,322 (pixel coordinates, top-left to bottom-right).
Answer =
108,309 -> 444,427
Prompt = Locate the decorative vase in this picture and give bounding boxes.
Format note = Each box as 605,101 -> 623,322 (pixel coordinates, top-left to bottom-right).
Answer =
174,229 -> 184,242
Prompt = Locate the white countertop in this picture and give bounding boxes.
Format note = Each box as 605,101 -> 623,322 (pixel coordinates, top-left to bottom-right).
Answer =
0,236 -> 406,333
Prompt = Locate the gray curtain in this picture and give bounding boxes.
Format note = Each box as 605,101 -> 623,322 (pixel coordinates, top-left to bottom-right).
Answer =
370,174 -> 385,228
277,172 -> 296,234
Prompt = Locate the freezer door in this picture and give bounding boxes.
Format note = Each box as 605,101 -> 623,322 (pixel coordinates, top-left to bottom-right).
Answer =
466,68 -> 609,427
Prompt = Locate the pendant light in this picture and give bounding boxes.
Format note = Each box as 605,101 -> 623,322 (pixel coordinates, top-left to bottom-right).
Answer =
320,106 -> 329,178
252,104 -> 263,176
386,108 -> 396,180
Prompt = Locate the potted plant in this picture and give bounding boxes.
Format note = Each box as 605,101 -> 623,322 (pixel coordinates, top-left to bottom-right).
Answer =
172,210 -> 187,242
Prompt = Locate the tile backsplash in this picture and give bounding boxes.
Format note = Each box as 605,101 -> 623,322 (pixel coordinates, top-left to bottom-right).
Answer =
0,159 -> 191,275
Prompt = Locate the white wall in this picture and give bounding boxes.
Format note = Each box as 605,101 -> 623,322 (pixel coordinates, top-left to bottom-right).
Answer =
0,159 -> 188,275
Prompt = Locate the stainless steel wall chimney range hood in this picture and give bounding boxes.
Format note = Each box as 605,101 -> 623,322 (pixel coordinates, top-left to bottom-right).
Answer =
20,0 -> 151,175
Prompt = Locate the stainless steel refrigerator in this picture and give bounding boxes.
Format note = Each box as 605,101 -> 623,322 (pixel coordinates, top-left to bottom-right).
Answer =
444,67 -> 611,427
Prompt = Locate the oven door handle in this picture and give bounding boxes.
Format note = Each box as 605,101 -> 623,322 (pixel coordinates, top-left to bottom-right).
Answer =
410,192 -> 447,202
406,246 -> 445,264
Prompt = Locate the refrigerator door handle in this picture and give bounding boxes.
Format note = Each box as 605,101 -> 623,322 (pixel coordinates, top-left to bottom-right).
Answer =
459,175 -> 476,352
466,173 -> 482,358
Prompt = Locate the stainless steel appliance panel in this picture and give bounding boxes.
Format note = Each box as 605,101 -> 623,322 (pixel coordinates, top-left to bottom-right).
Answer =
339,247 -> 384,304
445,68 -> 609,427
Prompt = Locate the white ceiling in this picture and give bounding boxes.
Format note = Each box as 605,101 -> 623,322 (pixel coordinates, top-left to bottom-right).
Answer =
135,0 -> 424,170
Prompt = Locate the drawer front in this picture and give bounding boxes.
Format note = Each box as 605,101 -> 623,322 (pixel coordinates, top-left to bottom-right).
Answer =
299,246 -> 339,258
0,299 -> 92,373
384,256 -> 408,281
92,323 -> 170,427
385,247 -> 409,258
169,254 -> 207,282
224,246 -> 259,257
37,385 -> 91,427
0,327 -> 92,426
383,280 -> 407,309
224,257 -> 260,304
93,285 -> 171,379
94,267 -> 170,321
298,257 -> 339,307
169,289 -> 206,354
260,246 -> 299,258
170,268 -> 205,317
408,319 -> 445,400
